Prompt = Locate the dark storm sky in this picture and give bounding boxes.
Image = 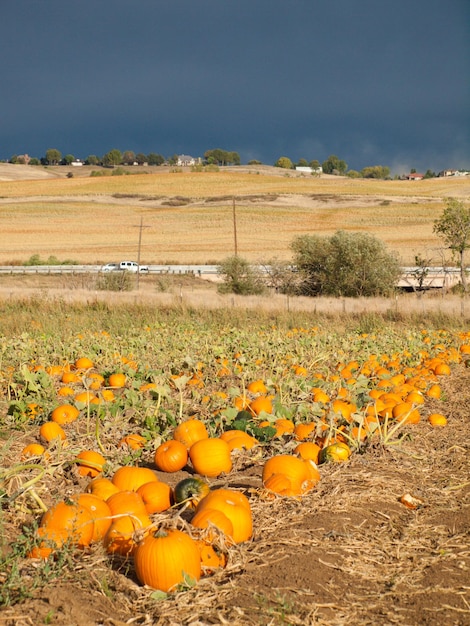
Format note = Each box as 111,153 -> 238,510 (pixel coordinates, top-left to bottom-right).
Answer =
1,0 -> 469,174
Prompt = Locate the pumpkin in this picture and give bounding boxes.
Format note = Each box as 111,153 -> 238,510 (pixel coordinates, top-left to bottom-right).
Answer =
28,526 -> 68,559
76,493 -> 112,542
294,442 -> 321,464
195,489 -> 252,543
74,390 -> 98,404
293,422 -> 317,441
105,490 -> 151,555
196,540 -> 226,572
263,473 -> 299,497
134,529 -> 201,592
111,466 -> 159,492
173,419 -> 209,450
426,384 -> 442,399
262,455 -> 310,494
39,421 -> 67,443
118,433 -> 146,450
137,481 -> 173,513
190,507 -> 234,541
428,413 -> 447,427
61,371 -> 81,384
392,402 -> 420,424
154,439 -> 188,473
174,477 -> 210,508
219,429 -> 258,451
21,443 -> 47,459
189,438 -> 232,477
246,379 -> 268,394
108,372 -> 127,388
86,477 -> 120,500
248,395 -> 273,416
273,418 -> 295,437
311,388 -> 330,404
74,357 -> 94,370
86,372 -> 105,389
40,499 -> 94,548
318,442 -> 351,464
75,450 -> 106,478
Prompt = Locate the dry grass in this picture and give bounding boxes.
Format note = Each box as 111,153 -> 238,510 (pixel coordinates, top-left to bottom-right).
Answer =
0,167 -> 469,266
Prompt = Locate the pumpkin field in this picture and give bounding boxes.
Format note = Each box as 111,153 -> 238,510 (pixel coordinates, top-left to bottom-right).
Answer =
0,300 -> 469,626
0,167 -> 469,625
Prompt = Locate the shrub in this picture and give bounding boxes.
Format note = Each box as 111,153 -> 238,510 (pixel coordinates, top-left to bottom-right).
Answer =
291,230 -> 401,297
217,256 -> 266,295
97,272 -> 133,292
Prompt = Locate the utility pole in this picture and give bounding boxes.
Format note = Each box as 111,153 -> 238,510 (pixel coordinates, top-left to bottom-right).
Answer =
134,217 -> 150,290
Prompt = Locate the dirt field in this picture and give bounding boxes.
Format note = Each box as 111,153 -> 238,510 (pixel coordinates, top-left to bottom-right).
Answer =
0,164 -> 469,266
1,367 -> 469,626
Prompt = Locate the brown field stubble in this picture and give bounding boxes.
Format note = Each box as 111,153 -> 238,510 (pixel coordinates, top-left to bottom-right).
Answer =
0,165 -> 469,265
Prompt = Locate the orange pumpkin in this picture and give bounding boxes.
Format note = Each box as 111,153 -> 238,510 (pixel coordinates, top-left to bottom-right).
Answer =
294,442 -> 321,464
74,357 -> 94,370
134,529 -> 201,592
21,443 -> 48,459
428,413 -> 447,427
189,438 -> 232,477
39,421 -> 67,443
195,488 -> 252,543
86,477 -> 120,500
190,507 -> 234,541
76,493 -> 112,542
249,395 -> 273,416
75,450 -> 107,478
246,379 -> 268,394
108,373 -> 127,388
173,419 -> 209,450
154,439 -> 188,472
40,499 -> 94,548
111,466 -> 159,492
262,455 -> 310,495
28,526 -> 67,559
219,430 -> 258,451
104,490 -> 151,555
118,433 -> 146,450
137,481 -> 173,514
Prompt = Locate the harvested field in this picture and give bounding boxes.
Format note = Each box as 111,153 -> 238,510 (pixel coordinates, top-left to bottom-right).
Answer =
0,165 -> 469,266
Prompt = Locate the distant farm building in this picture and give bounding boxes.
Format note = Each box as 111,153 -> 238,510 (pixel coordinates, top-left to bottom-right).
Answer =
177,155 -> 197,167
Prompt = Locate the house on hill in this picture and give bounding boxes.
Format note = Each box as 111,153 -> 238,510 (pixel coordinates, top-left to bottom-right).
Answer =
404,172 -> 424,180
177,154 -> 197,167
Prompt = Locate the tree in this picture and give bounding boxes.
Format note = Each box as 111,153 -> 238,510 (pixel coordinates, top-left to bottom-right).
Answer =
274,156 -> 293,169
361,165 -> 390,179
102,149 -> 122,167
322,154 -> 347,175
135,153 -> 147,165
85,155 -> 99,165
217,256 -> 266,295
147,153 -> 165,166
291,230 -> 401,297
121,151 -> 136,165
45,148 -> 62,165
433,198 -> 470,292
204,149 -> 239,166
63,154 -> 75,165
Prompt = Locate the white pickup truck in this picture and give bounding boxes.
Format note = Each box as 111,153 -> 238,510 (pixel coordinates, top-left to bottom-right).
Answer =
101,261 -> 149,273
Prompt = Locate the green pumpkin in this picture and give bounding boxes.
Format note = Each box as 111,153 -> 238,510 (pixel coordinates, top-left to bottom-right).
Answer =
174,477 -> 210,508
